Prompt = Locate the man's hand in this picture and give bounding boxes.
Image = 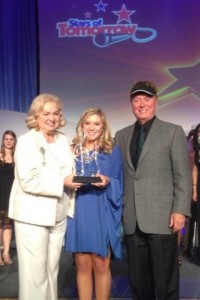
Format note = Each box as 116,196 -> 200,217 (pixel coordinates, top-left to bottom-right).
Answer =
169,213 -> 185,233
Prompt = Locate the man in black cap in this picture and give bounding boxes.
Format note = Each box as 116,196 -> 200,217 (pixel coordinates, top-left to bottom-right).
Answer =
115,80 -> 191,300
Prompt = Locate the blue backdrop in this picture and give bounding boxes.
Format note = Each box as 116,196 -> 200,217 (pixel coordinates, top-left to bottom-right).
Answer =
0,0 -> 38,112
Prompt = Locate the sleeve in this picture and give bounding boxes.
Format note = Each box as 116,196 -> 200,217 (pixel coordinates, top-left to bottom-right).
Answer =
104,145 -> 124,259
106,145 -> 123,212
14,134 -> 63,198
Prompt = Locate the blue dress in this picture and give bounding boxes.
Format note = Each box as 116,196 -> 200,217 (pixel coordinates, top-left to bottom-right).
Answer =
65,145 -> 123,259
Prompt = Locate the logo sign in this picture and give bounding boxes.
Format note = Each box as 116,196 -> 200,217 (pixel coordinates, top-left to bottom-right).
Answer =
56,2 -> 157,48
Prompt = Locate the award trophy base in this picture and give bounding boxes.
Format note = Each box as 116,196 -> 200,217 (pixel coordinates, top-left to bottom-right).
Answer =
73,176 -> 102,183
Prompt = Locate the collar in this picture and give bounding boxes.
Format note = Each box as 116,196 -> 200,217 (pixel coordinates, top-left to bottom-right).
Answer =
136,116 -> 156,132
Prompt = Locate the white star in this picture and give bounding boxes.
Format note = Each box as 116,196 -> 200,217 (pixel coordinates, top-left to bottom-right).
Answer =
84,11 -> 92,19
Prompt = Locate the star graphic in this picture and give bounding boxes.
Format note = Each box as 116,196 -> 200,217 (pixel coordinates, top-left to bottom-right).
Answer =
159,61 -> 200,103
94,0 -> 108,12
112,4 -> 135,24
84,11 -> 92,19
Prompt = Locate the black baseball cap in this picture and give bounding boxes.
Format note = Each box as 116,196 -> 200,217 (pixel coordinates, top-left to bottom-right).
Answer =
130,81 -> 157,98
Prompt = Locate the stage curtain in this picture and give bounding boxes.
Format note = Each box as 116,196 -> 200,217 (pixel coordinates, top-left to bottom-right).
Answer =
0,0 -> 39,112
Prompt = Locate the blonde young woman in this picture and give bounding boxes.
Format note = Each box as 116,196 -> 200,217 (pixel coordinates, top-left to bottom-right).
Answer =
9,94 -> 80,300
65,108 -> 123,300
0,130 -> 17,265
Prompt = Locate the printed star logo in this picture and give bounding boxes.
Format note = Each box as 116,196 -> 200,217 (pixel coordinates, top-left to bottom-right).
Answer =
112,3 -> 135,24
94,0 -> 108,12
159,61 -> 200,103
84,11 -> 92,19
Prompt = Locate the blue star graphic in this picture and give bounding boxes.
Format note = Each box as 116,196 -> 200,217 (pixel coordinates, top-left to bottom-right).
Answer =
94,0 -> 108,12
112,4 -> 135,24
159,61 -> 200,101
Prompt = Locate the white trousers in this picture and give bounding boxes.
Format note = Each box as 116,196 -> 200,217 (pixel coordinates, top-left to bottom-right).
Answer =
14,218 -> 67,300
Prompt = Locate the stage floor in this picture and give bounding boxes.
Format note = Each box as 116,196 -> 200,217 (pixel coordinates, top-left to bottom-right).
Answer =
0,246 -> 200,299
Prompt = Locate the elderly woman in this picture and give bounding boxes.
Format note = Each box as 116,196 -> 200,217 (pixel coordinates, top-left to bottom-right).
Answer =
9,94 -> 80,300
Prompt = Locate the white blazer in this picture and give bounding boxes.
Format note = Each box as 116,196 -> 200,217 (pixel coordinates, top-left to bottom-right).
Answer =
9,129 -> 74,226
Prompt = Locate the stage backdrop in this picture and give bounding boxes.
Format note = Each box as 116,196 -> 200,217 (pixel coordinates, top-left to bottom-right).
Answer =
0,0 -> 200,141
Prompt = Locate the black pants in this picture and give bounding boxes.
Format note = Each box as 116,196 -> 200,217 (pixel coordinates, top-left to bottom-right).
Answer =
125,227 -> 179,300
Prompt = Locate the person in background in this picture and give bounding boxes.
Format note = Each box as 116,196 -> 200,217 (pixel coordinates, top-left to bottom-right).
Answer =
0,130 -> 17,265
190,124 -> 200,264
8,94 -> 80,300
115,80 -> 191,300
65,108 -> 123,300
187,129 -> 195,171
178,129 -> 195,264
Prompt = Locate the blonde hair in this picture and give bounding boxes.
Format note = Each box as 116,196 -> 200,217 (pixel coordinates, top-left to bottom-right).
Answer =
73,108 -> 114,153
25,94 -> 66,129
0,130 -> 17,165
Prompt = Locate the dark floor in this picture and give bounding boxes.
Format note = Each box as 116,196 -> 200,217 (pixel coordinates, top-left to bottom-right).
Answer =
0,246 -> 200,299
